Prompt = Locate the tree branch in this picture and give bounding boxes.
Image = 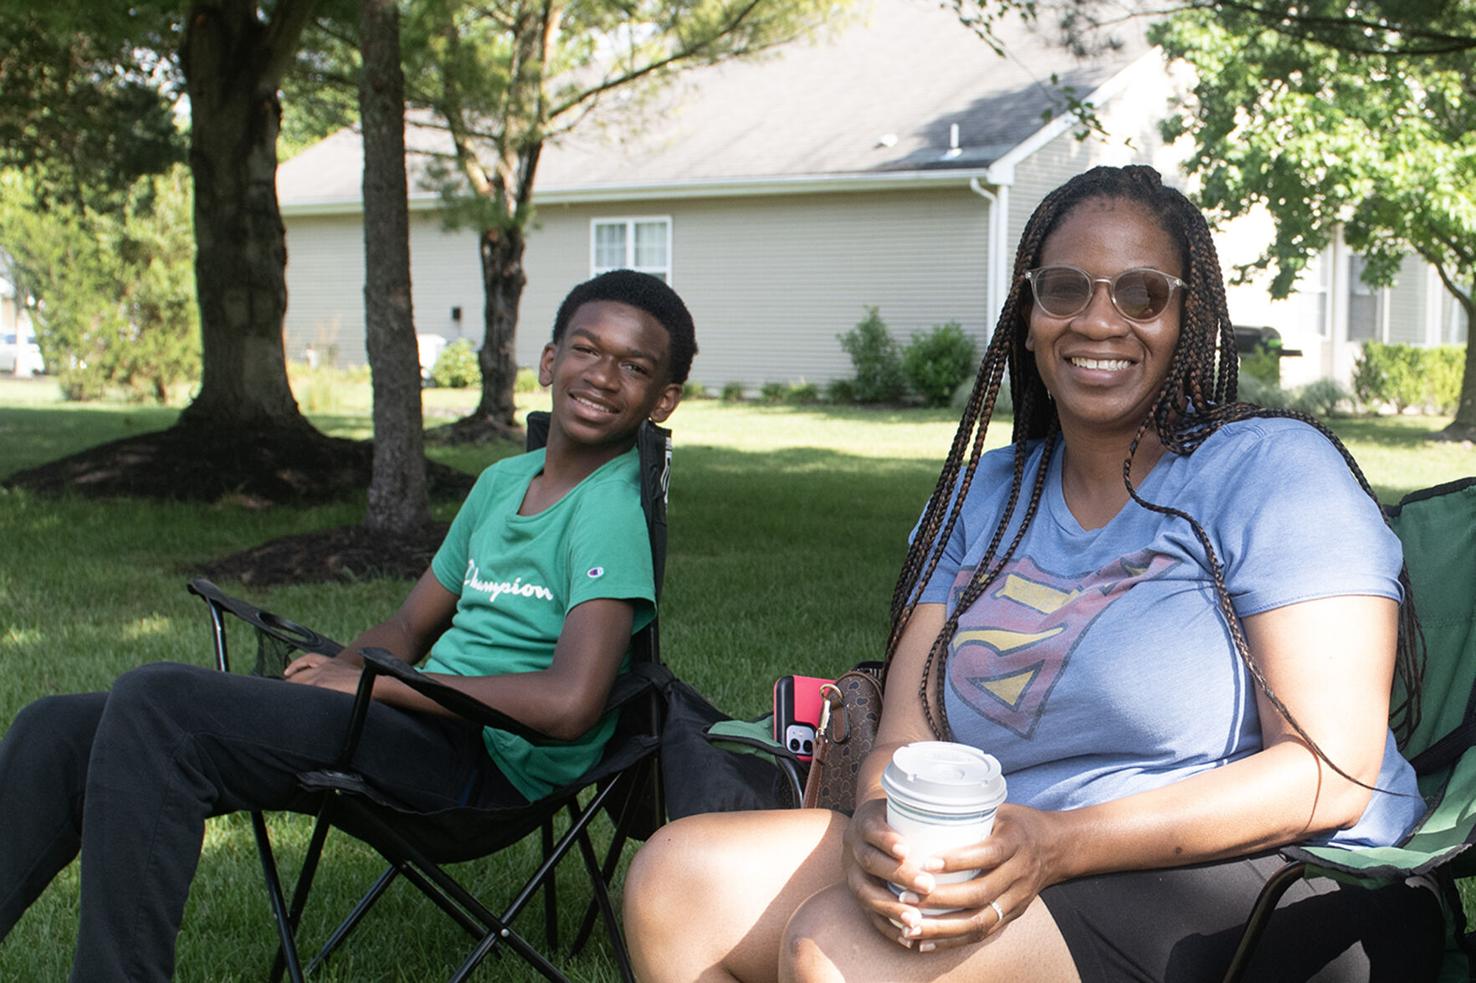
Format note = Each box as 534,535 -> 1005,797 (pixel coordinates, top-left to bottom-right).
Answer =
546,0 -> 771,121
262,0 -> 323,89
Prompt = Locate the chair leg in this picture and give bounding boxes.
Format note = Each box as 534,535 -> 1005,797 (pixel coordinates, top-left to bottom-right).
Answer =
264,800 -> 337,983
252,811 -> 306,983
303,865 -> 400,976
573,765 -> 646,955
574,817 -> 635,983
454,782 -> 627,982
1221,861 -> 1308,983
542,817 -> 558,950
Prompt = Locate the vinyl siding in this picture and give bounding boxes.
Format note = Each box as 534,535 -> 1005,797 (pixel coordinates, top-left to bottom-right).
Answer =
1005,95 -> 1176,255
282,212 -> 482,366
525,188 -> 991,389
287,186 -> 994,388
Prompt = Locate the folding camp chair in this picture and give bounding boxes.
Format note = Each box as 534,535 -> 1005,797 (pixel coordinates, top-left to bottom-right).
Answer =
187,413 -> 672,983
1224,476 -> 1476,983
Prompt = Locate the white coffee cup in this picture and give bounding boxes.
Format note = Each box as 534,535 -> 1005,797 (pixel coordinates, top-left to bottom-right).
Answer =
882,741 -> 1006,915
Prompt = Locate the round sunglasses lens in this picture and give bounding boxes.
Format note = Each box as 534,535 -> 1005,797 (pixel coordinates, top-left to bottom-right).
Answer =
1114,271 -> 1170,319
1033,268 -> 1091,316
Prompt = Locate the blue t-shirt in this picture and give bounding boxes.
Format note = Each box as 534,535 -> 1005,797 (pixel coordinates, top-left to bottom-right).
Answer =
918,418 -> 1421,848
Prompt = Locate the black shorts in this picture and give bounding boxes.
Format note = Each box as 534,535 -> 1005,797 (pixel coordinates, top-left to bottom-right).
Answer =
1038,853 -> 1445,982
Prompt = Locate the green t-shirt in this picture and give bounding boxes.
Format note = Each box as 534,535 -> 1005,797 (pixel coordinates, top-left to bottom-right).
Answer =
424,445 -> 656,799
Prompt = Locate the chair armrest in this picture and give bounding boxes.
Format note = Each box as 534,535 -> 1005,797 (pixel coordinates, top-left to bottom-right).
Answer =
188,577 -> 344,657
358,648 -> 551,743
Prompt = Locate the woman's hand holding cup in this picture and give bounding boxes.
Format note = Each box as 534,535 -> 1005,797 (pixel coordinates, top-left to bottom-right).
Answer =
845,741 -> 1010,950
843,797 -> 943,947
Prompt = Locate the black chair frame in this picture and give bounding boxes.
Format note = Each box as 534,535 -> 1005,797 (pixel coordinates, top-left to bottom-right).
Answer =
188,415 -> 672,982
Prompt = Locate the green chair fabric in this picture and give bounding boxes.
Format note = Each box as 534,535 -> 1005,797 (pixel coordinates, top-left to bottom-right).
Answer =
1231,478 -> 1476,982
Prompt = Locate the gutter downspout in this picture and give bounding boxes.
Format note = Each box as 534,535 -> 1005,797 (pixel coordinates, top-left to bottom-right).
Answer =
969,175 -> 1010,339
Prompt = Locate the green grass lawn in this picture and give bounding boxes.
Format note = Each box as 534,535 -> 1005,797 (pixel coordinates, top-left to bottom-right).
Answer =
0,376 -> 1472,980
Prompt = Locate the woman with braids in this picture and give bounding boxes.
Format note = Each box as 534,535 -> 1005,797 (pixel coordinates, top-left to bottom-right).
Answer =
623,165 -> 1444,982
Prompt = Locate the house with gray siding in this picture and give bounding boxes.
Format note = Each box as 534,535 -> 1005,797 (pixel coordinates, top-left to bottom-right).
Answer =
276,0 -> 1465,392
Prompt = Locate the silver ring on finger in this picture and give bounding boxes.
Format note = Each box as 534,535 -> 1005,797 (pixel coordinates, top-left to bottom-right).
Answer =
989,899 -> 1006,926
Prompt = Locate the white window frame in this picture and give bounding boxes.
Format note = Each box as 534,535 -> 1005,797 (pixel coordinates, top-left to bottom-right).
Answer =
590,216 -> 673,283
1297,246 -> 1332,338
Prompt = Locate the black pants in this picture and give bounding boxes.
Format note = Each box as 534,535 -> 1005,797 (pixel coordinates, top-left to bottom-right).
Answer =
0,662 -> 519,982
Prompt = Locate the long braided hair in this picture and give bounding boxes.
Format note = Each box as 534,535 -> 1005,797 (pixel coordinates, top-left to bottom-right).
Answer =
887,164 -> 1424,785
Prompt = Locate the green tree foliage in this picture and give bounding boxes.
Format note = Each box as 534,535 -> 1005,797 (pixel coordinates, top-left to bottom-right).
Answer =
0,7 -> 184,209
901,322 -> 979,407
396,0 -> 854,438
0,0 -> 325,438
838,307 -> 905,404
1152,3 -> 1476,438
0,167 -> 200,403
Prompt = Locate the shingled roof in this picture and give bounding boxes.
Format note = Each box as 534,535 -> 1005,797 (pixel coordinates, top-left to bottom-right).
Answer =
278,0 -> 1149,210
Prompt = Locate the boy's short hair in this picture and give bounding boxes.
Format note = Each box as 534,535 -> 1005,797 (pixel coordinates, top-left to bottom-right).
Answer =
552,270 -> 698,385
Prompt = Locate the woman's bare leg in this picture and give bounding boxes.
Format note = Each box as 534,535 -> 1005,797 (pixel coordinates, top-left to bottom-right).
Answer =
624,809 -> 848,983
779,883 -> 1080,983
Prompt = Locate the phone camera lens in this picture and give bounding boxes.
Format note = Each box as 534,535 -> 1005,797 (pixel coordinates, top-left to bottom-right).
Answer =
802,739 -> 813,753
789,738 -> 801,751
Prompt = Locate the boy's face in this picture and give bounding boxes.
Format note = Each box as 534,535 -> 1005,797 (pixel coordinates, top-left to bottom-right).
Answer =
539,300 -> 682,448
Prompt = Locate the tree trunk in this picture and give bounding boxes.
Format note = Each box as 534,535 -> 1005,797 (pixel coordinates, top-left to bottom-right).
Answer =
359,0 -> 430,533
1441,328 -> 1476,442
177,0 -> 313,433
450,224 -> 526,440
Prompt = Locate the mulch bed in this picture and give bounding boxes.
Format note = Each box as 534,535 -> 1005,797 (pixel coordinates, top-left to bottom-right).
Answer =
4,423 -> 476,505
197,521 -> 451,587
5,422 -> 487,586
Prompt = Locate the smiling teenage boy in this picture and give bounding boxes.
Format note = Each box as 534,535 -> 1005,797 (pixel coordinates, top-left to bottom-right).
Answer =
284,268 -> 692,797
0,269 -> 695,981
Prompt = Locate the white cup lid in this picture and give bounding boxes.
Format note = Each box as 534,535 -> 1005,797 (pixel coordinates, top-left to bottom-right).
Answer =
882,741 -> 1006,813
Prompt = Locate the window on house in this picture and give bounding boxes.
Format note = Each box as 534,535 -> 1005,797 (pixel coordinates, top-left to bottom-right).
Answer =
1347,254 -> 1382,341
591,218 -> 672,282
1298,248 -> 1331,337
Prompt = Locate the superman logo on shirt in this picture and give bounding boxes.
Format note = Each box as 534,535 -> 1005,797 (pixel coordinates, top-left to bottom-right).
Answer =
946,549 -> 1178,739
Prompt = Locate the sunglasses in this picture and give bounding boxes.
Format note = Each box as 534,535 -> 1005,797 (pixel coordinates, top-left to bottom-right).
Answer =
1024,265 -> 1186,322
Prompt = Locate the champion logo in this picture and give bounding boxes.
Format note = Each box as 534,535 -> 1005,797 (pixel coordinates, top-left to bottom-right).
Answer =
463,559 -> 554,604
587,566 -> 605,579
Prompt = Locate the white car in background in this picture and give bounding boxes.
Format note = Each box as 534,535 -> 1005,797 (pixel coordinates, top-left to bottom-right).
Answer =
0,330 -> 44,377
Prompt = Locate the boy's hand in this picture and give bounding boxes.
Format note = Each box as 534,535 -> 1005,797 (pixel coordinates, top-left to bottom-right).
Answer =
283,652 -> 364,696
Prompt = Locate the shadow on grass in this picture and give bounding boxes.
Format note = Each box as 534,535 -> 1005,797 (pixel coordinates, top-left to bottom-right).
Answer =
0,403 -> 180,479
1325,416 -> 1453,448
706,400 -> 1008,427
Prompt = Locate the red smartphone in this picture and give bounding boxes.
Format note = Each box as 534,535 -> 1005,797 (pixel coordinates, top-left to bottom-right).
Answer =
773,675 -> 832,762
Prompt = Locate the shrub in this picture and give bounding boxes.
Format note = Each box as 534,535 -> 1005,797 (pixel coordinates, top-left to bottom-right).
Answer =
683,380 -> 708,400
786,381 -> 821,404
1353,342 -> 1448,412
759,381 -> 788,404
1427,346 -> 1464,414
720,381 -> 746,403
514,366 -> 541,393
430,339 -> 479,388
1236,373 -> 1291,409
1287,378 -> 1351,418
1238,337 -> 1282,388
902,322 -> 978,407
826,378 -> 858,404
837,307 -> 905,403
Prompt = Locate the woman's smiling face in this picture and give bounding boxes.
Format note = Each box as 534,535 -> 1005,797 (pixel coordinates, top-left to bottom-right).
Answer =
1027,196 -> 1185,442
